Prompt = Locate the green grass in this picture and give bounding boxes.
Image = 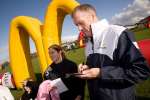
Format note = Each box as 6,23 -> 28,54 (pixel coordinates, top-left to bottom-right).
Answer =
2,28 -> 150,100
136,79 -> 150,99
133,28 -> 150,41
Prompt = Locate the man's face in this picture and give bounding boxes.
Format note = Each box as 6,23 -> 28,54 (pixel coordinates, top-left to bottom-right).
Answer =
72,11 -> 93,37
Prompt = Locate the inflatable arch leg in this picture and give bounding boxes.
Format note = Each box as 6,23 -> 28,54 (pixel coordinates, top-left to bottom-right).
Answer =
9,16 -> 47,88
9,0 -> 79,88
42,0 -> 79,65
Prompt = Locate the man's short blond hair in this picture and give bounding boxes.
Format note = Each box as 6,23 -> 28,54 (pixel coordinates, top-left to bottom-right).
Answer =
71,4 -> 97,17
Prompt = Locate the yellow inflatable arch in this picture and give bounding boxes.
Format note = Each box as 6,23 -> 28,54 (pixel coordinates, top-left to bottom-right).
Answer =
9,0 -> 79,88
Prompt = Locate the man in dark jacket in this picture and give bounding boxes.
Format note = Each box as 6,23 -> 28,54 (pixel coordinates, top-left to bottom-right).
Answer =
71,4 -> 150,100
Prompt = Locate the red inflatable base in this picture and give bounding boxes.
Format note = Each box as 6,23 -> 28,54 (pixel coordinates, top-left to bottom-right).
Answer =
138,39 -> 150,66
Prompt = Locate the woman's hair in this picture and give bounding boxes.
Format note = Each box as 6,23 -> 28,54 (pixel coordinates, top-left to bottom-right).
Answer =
71,4 -> 97,18
48,44 -> 66,59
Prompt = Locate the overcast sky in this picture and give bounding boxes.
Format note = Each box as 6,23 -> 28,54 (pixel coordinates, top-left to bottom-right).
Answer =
0,0 -> 150,63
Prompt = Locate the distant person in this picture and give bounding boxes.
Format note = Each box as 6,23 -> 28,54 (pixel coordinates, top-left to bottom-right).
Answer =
71,4 -> 150,100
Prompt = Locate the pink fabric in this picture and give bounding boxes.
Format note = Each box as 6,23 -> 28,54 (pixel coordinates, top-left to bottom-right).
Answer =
36,80 -> 60,100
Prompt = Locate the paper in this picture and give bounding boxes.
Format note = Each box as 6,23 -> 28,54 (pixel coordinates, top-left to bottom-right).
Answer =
51,78 -> 68,94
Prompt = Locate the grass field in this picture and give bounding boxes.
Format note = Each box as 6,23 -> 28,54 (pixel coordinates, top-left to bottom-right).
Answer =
3,28 -> 150,100
133,28 -> 150,41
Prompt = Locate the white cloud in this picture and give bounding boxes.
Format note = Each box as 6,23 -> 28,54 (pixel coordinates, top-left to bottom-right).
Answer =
110,0 -> 150,26
0,45 -> 9,64
0,45 -> 8,53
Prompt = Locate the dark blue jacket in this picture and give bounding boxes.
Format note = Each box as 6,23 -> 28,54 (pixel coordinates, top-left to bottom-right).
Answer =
85,19 -> 150,100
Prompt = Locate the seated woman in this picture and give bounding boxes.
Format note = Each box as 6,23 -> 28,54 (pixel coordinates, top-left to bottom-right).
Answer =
41,44 -> 85,100
22,44 -> 85,100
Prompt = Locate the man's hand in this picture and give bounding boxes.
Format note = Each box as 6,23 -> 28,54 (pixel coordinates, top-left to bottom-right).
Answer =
78,64 -> 101,79
78,64 -> 89,73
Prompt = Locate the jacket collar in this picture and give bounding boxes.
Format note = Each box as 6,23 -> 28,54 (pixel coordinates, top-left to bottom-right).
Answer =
91,19 -> 109,41
91,19 -> 109,39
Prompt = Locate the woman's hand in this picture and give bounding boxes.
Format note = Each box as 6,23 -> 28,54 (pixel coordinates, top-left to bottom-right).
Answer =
24,86 -> 31,94
47,83 -> 57,91
22,80 -> 31,94
75,95 -> 82,100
